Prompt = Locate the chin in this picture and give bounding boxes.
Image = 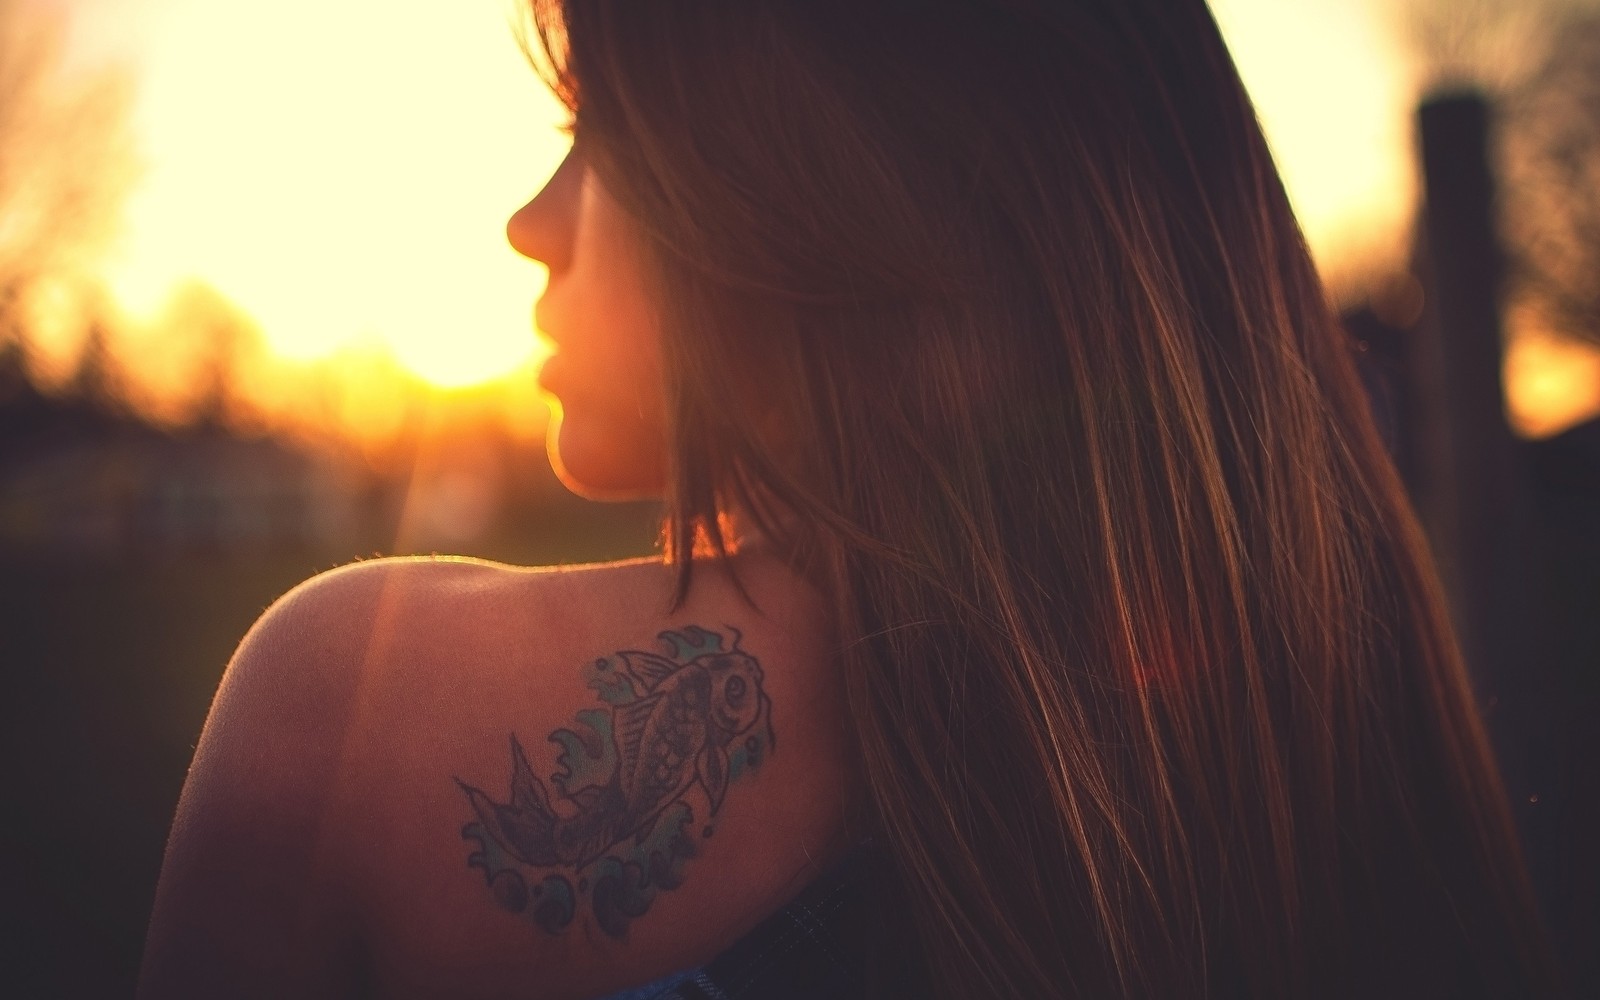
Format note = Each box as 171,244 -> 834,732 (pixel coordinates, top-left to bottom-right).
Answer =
546,406 -> 666,501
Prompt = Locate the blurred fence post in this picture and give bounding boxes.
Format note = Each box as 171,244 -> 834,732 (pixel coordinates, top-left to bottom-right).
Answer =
1412,93 -> 1539,711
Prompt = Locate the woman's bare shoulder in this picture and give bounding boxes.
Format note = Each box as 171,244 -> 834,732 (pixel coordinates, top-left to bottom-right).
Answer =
141,552 -> 858,999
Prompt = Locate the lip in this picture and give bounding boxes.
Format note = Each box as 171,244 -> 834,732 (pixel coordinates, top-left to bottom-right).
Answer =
532,291 -> 565,393
535,349 -> 566,394
534,294 -> 564,349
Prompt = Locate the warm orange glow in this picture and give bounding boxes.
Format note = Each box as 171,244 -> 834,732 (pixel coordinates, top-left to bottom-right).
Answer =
91,0 -> 568,390
15,276 -> 98,393
36,0 -> 1596,442
1505,327 -> 1600,438
76,0 -> 1424,401
1209,0 -> 1419,294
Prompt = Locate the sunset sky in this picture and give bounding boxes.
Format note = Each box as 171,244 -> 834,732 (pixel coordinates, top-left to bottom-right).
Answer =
29,0 -> 1600,437
69,0 -> 565,389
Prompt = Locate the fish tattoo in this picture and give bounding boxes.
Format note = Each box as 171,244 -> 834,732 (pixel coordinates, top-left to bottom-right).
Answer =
455,626 -> 775,939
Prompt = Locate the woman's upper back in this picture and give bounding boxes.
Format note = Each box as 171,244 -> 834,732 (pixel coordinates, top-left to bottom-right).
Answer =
139,551 -> 859,999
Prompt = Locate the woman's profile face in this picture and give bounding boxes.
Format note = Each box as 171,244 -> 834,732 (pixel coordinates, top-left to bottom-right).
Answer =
508,147 -> 668,499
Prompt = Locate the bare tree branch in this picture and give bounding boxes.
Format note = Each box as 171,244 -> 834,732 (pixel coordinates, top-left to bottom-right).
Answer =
1400,0 -> 1568,96
0,3 -> 137,334
1500,10 -> 1600,346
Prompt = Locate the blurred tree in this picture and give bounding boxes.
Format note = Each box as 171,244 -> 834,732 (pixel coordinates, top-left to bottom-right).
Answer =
109,279 -> 266,432
1402,0 -> 1555,94
67,318 -> 127,413
166,281 -> 250,429
1403,0 -> 1600,349
1501,11 -> 1600,348
0,1 -> 135,368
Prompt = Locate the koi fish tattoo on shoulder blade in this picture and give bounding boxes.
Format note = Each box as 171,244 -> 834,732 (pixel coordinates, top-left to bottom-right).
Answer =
454,625 -> 775,940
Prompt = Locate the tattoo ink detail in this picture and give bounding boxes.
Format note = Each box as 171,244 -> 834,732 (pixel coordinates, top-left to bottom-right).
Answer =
456,626 -> 775,939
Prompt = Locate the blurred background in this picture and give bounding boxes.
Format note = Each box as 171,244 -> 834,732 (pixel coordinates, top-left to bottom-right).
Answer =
0,0 -> 1595,994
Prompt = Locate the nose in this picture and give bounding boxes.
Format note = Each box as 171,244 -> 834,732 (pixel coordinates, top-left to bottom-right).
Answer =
507,147 -> 583,273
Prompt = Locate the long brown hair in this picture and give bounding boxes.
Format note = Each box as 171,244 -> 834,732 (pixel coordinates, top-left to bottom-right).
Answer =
528,1 -> 1558,995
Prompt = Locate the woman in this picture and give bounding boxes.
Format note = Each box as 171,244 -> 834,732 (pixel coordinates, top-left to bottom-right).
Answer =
140,0 -> 1562,997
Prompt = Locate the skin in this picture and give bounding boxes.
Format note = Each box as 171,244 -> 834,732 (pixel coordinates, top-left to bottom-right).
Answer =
509,147 -> 669,500
137,149 -> 856,998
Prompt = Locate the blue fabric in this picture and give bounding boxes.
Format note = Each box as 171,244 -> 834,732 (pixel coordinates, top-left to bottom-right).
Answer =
595,968 -> 697,1000
593,852 -> 879,1000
